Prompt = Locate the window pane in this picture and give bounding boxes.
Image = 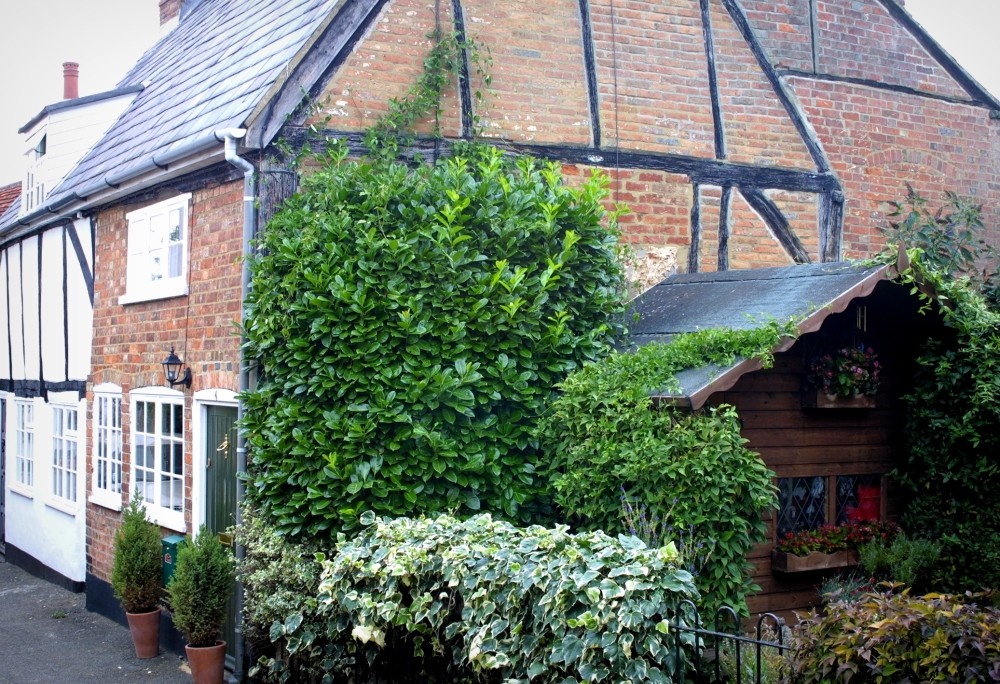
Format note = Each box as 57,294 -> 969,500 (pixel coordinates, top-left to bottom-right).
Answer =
837,475 -> 881,524
777,476 -> 826,538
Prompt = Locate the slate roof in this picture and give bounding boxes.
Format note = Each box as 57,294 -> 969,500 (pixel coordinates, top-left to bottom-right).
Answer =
627,262 -> 889,408
62,0 -> 335,197
0,0 -> 336,234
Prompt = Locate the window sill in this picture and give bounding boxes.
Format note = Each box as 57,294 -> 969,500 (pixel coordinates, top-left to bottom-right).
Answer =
802,390 -> 877,409
45,498 -> 81,517
119,282 -> 188,306
8,483 -> 34,500
147,507 -> 186,533
89,492 -> 123,512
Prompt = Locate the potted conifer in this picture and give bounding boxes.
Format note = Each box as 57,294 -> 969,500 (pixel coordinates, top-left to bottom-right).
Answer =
111,493 -> 163,659
168,525 -> 235,684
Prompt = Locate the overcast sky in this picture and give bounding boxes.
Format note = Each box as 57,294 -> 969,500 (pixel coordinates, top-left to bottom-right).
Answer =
0,1 -> 997,186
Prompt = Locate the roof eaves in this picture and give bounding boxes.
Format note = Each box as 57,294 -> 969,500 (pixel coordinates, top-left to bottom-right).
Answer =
245,0 -> 383,149
647,263 -> 891,410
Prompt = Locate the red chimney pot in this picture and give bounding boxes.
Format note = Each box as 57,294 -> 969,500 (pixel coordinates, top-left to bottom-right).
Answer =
63,62 -> 79,100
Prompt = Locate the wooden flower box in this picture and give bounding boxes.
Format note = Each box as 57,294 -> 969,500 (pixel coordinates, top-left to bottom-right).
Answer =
802,390 -> 876,409
771,548 -> 859,574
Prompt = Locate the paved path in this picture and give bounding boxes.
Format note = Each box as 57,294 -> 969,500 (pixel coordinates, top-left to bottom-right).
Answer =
0,556 -> 189,683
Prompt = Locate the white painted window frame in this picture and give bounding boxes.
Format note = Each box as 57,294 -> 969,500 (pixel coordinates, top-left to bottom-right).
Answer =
130,386 -> 186,531
120,193 -> 191,305
11,398 -> 35,495
48,402 -> 81,510
91,383 -> 124,511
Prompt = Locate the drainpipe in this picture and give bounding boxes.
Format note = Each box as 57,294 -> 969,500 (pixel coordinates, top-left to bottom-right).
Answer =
219,127 -> 254,683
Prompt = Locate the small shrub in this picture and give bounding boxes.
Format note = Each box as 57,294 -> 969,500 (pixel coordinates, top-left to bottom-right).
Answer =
167,526 -> 236,647
858,532 -> 942,594
237,510 -> 330,682
818,571 -> 876,605
111,494 -> 163,614
258,512 -> 699,682
542,325 -> 791,616
786,589 -> 1000,683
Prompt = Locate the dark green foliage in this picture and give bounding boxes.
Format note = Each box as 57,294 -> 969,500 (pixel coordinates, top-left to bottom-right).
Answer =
167,526 -> 236,647
882,185 -> 1000,304
242,142 -> 626,537
541,324 -> 791,616
111,494 -> 163,614
786,589 -> 1000,683
250,513 -> 699,683
858,533 -> 942,594
885,250 -> 1000,592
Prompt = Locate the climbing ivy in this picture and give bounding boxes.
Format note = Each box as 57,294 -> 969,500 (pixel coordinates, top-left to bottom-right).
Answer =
541,322 -> 794,616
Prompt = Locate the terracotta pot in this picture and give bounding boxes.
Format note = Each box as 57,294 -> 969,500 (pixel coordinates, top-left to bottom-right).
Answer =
186,641 -> 227,684
125,608 -> 161,659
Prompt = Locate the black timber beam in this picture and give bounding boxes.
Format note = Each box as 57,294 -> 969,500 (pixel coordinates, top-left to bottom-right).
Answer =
287,129 -> 840,193
741,187 -> 811,264
780,69 -> 982,108
450,0 -> 474,138
700,0 -> 726,159
720,0 -> 832,174
577,0 -> 601,148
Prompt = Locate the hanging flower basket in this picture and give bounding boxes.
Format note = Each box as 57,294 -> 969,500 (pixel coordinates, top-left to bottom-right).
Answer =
804,346 -> 881,408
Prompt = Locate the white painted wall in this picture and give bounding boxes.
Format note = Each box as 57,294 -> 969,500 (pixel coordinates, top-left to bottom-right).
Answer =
1,216 -> 93,583
3,393 -> 87,582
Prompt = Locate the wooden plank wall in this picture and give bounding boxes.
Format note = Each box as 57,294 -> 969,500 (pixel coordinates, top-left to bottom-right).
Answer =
709,339 -> 904,622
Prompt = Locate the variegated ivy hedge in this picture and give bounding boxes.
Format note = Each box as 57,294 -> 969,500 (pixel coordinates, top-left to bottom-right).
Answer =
260,512 -> 699,683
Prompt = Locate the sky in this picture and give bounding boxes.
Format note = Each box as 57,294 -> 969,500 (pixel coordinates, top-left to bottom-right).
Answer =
0,1 -> 997,186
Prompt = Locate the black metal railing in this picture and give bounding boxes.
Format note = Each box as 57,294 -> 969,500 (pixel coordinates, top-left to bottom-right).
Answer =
671,600 -> 790,684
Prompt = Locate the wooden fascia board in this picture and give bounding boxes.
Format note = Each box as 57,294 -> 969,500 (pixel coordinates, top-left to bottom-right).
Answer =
245,0 -> 387,150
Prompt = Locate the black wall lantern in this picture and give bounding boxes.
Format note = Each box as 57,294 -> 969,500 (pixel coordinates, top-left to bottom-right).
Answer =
162,346 -> 192,388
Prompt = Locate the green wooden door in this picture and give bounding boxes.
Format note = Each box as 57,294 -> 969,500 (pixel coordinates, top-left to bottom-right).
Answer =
205,405 -> 238,663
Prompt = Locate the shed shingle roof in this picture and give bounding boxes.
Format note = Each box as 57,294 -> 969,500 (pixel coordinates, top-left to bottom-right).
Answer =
627,262 -> 890,408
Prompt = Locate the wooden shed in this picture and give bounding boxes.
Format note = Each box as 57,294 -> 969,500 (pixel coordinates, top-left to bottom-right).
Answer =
627,261 -> 943,620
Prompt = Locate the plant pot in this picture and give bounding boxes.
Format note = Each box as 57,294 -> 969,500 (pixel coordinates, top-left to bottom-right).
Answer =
125,608 -> 161,659
185,641 -> 227,684
802,390 -> 876,409
772,548 -> 859,574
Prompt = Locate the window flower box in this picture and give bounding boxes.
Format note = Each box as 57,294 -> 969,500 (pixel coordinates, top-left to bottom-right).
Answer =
802,389 -> 877,409
771,548 -> 859,574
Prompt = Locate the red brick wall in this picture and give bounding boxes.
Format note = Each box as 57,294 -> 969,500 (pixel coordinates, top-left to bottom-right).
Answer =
310,0 -> 1000,271
790,78 -> 1000,258
85,180 -> 243,581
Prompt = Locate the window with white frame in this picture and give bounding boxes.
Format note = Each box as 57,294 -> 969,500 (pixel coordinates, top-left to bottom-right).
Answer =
92,385 -> 123,509
121,193 -> 191,304
51,404 -> 80,504
131,388 -> 185,530
13,399 -> 34,490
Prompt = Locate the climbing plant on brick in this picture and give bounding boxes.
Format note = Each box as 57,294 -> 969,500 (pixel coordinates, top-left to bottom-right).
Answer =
241,141 -> 626,537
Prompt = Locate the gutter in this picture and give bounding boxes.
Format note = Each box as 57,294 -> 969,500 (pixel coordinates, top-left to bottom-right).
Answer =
220,128 -> 255,683
3,128 -> 236,241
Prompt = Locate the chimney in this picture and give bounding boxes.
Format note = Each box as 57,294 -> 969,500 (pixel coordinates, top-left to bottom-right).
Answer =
159,0 -> 181,26
62,62 -> 79,100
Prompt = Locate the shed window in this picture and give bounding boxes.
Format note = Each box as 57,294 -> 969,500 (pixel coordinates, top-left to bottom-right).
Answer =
777,474 -> 882,539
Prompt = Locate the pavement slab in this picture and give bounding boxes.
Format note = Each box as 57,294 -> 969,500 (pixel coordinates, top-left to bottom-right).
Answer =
0,557 -> 189,683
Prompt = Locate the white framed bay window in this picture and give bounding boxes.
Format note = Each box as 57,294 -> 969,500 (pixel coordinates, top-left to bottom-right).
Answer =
91,383 -> 123,510
120,193 -> 191,304
131,387 -> 185,530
